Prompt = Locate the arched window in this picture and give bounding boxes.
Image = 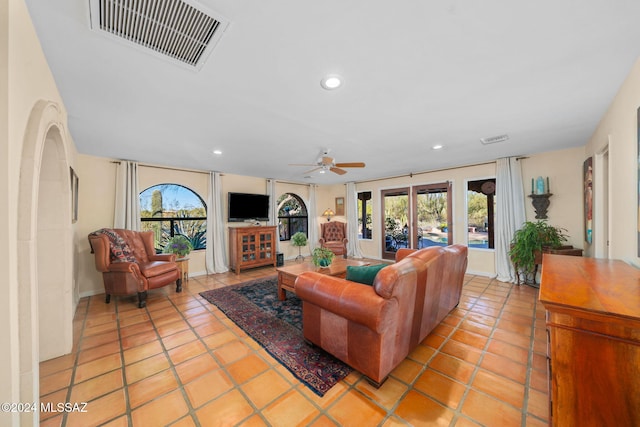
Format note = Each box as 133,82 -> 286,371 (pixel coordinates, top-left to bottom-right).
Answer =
140,184 -> 207,252
277,193 -> 308,241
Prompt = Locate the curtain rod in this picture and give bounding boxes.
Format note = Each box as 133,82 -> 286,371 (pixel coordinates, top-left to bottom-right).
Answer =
112,155 -> 529,185
354,160 -> 496,184
354,156 -> 529,185
111,161 -> 213,176
271,179 -> 314,187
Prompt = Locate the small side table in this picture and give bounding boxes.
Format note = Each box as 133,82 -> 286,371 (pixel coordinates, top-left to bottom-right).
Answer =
175,257 -> 189,282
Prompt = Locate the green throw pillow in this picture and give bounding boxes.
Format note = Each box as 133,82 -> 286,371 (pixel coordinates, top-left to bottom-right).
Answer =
346,264 -> 388,286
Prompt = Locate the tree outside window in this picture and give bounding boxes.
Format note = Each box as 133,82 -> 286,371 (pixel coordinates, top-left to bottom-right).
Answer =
277,193 -> 308,241
140,184 -> 207,252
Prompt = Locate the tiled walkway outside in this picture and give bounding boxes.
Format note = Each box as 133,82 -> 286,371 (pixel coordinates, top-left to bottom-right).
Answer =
40,262 -> 549,426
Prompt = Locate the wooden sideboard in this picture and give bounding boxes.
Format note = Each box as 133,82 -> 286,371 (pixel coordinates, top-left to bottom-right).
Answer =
539,254 -> 640,426
228,226 -> 277,275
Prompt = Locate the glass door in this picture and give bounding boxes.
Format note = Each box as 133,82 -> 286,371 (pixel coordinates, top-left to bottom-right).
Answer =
413,183 -> 452,249
381,183 -> 452,259
381,188 -> 410,260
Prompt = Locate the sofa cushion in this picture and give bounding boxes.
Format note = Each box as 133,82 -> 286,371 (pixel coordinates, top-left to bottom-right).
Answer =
346,264 -> 388,285
139,261 -> 179,278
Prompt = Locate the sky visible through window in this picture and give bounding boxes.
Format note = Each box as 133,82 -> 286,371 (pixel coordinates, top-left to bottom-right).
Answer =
140,184 -> 204,211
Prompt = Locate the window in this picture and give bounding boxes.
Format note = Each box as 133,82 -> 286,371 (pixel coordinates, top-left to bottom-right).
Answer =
467,179 -> 496,249
357,191 -> 372,239
140,184 -> 207,252
277,193 -> 308,241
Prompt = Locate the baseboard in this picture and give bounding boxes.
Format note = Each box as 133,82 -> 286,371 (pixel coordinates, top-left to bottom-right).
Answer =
465,269 -> 496,278
79,270 -> 209,299
79,289 -> 103,298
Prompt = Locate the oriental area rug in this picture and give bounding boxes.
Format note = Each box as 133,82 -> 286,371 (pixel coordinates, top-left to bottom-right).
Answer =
199,277 -> 352,396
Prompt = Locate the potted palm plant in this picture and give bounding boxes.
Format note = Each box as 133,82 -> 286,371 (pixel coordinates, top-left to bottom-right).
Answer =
291,231 -> 308,262
509,220 -> 567,282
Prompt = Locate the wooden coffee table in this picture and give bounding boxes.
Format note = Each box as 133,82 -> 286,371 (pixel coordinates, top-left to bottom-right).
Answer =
276,258 -> 370,300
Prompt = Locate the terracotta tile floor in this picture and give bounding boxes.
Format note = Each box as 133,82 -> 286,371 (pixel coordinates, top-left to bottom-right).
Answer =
40,262 -> 549,426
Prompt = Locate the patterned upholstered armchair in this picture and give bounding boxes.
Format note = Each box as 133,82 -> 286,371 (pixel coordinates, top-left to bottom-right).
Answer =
88,229 -> 182,308
319,221 -> 348,258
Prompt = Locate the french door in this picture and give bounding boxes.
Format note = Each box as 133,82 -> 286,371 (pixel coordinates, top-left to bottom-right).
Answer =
381,182 -> 452,260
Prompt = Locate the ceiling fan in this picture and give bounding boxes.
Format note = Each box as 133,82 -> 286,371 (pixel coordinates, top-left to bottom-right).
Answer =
289,149 -> 366,175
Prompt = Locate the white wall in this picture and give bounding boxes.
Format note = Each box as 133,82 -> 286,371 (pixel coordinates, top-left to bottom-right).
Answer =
75,154 -> 118,297
585,57 -> 640,266
519,147 -> 586,250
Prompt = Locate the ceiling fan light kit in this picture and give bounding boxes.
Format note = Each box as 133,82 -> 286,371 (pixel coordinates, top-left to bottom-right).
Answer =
289,150 -> 365,176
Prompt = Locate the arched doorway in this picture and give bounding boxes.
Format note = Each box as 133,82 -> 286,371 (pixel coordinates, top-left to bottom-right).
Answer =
17,100 -> 74,424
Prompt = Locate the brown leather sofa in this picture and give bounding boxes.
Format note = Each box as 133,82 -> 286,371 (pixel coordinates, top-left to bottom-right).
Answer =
319,221 -> 348,258
295,244 -> 468,386
88,229 -> 182,308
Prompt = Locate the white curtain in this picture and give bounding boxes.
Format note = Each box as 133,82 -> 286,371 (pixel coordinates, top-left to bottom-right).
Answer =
495,157 -> 526,282
267,179 -> 280,253
114,160 -> 140,230
307,184 -> 318,253
346,182 -> 364,258
205,171 -> 228,274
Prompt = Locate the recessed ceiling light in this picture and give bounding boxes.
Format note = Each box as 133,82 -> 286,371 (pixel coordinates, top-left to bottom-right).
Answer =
432,144 -> 444,150
321,74 -> 343,90
212,149 -> 222,155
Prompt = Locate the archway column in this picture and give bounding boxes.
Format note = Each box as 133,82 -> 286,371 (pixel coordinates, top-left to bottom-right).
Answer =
17,100 -> 74,426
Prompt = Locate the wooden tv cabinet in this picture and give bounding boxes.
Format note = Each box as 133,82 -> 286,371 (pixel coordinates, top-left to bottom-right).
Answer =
228,226 -> 277,275
540,254 -> 640,426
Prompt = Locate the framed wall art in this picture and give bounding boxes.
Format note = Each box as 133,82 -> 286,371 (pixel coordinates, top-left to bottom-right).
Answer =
335,197 -> 345,216
584,157 -> 593,244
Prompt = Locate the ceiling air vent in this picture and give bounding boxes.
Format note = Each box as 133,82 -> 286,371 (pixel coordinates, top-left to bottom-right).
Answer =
480,134 -> 510,145
89,0 -> 229,69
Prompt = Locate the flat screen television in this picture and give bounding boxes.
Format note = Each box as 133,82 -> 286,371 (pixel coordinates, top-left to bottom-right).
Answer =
227,192 -> 270,222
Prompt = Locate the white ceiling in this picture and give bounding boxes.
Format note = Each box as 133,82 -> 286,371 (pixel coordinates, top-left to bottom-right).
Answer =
26,0 -> 640,184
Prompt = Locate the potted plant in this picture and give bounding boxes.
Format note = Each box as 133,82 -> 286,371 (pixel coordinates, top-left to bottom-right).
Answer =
291,231 -> 308,262
312,247 -> 335,268
163,234 -> 193,259
509,220 -> 567,281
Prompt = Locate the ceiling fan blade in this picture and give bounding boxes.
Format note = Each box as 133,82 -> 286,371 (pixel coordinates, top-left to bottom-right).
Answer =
289,163 -> 318,167
330,167 -> 347,175
303,167 -> 323,174
335,162 -> 365,168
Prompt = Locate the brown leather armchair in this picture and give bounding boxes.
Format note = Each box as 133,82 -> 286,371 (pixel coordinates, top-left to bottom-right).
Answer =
319,221 -> 348,258
88,229 -> 182,308
295,245 -> 468,386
